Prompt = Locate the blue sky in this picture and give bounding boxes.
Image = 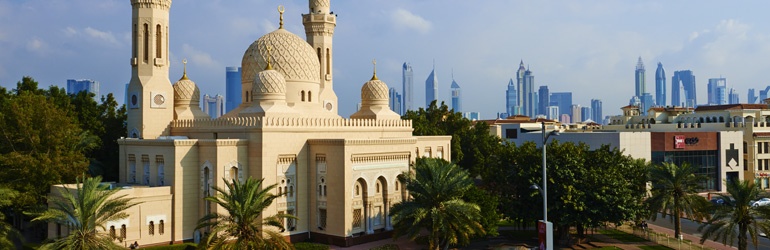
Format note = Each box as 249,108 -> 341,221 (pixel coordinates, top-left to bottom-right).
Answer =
1,0 -> 769,119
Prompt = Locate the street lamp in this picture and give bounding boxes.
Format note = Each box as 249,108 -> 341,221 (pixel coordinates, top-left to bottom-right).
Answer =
538,121 -> 559,250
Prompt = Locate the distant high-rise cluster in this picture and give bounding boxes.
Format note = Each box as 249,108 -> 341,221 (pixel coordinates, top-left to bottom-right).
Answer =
671,70 -> 696,107
516,61 -> 536,117
591,99 -> 602,123
425,62 -> 438,108
505,79 -> 517,115
450,73 -> 461,112
707,78 -> 727,105
202,94 -> 224,119
225,66 -> 241,113
402,62 -> 413,114
389,87 -> 402,115
66,79 -> 100,100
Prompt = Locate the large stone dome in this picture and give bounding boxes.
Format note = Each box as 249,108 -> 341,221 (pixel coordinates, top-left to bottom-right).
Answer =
242,28 -> 320,87
253,68 -> 286,99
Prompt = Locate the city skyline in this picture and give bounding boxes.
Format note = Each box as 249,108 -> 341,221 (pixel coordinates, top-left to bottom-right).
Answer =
4,1 -> 770,119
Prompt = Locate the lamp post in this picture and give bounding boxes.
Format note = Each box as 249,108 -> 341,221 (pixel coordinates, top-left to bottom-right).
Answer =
540,121 -> 559,250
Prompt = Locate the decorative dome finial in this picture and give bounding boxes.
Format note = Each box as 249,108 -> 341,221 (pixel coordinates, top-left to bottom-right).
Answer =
180,58 -> 189,80
265,45 -> 274,70
278,5 -> 285,29
371,59 -> 378,80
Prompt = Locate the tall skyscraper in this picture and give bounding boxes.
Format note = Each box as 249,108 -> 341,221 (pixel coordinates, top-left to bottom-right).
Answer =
729,88 -> 740,104
749,88 -> 758,104
546,106 -> 559,120
450,74 -> 461,112
591,99 -> 602,122
66,79 -> 100,100
549,92 -> 572,120
202,94 -> 225,119
538,86 -> 549,117
225,66 -> 241,113
640,93 -> 654,115
672,70 -> 697,107
516,61 -> 535,117
635,57 -> 646,97
425,63 -> 438,108
760,86 -> 770,102
389,87 -> 402,115
505,78 -> 517,115
707,78 -> 727,105
402,62 -> 413,114
580,107 -> 592,122
571,104 -> 582,123
655,62 -> 666,106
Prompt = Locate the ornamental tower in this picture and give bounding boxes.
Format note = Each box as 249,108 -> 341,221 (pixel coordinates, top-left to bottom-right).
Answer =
126,0 -> 173,139
303,0 -> 338,114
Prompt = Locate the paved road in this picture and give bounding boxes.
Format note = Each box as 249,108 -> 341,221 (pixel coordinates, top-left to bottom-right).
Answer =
648,214 -> 770,249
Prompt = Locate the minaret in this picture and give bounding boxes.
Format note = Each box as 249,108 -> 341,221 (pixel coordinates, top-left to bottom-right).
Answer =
126,0 -> 173,139
303,0 -> 338,114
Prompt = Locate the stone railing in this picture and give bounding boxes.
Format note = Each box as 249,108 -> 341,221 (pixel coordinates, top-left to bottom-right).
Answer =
171,116 -> 412,129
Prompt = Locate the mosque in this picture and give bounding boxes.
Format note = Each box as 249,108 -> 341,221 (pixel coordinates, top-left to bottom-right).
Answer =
49,0 -> 451,247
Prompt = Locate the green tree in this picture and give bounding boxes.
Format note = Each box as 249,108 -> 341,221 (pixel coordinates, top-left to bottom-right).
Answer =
390,158 -> 484,250
698,180 -> 770,250
403,101 -> 470,164
196,177 -> 294,250
647,162 -> 710,239
32,175 -> 138,250
0,188 -> 21,248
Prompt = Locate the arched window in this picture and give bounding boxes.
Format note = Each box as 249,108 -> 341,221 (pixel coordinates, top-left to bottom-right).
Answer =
308,91 -> 312,102
325,48 -> 330,74
156,24 -> 162,58
110,226 -> 116,240
159,220 -> 164,235
120,225 -> 127,240
317,48 -> 322,64
143,24 -> 149,62
203,167 -> 210,197
132,24 -> 137,59
301,91 -> 306,102
355,184 -> 360,196
376,183 -> 380,193
229,167 -> 238,181
149,221 -> 155,235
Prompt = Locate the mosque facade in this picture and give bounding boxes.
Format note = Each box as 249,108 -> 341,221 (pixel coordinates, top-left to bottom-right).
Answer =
48,0 -> 450,247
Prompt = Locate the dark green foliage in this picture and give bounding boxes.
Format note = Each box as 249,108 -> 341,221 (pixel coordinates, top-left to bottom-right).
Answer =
138,243 -> 197,250
462,185 -> 500,237
647,162 -> 710,239
698,180 -> 770,250
390,158 -> 484,250
196,177 -> 295,249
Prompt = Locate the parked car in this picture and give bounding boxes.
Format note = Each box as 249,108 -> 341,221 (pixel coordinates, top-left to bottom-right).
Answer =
752,198 -> 770,207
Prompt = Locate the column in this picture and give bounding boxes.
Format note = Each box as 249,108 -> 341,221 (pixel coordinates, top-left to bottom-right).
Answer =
385,198 -> 393,230
366,202 -> 374,234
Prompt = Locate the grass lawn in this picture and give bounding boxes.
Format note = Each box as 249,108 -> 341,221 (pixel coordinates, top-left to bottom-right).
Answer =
639,245 -> 674,250
598,229 -> 647,243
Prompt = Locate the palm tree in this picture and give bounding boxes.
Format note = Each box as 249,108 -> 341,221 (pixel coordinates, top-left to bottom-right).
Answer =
389,158 -> 484,250
0,188 -> 21,249
196,177 -> 294,250
699,179 -> 770,250
647,162 -> 710,239
32,175 -> 138,250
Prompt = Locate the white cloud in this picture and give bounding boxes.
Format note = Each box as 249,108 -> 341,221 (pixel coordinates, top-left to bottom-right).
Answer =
84,27 -> 120,46
26,37 -> 48,55
390,9 -> 431,34
181,44 -> 220,70
63,26 -> 78,37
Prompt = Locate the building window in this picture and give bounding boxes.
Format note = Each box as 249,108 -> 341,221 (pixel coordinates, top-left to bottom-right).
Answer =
155,24 -> 162,59
156,156 -> 165,186
376,183 -> 380,193
759,142 -> 763,154
110,226 -> 116,240
142,155 -> 150,185
506,129 -> 518,139
352,209 -> 362,228
744,142 -> 748,154
278,211 -> 285,229
355,184 -> 360,196
120,225 -> 127,240
159,220 -> 164,235
318,209 -> 327,230
759,160 -> 764,171
765,142 -> 769,154
128,155 -> 137,183
149,221 -> 155,235
395,181 -> 399,191
373,206 -> 383,226
287,209 -> 295,231
325,48 -> 330,74
132,24 -> 137,59
301,91 -> 306,102
229,167 -> 238,181
308,91 -> 312,102
317,48 -> 322,64
143,23 -> 149,62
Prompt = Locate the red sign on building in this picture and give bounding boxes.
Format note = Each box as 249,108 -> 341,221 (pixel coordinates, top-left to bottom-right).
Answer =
674,135 -> 685,149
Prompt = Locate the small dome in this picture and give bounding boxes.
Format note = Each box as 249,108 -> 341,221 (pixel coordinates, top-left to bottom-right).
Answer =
242,29 -> 320,87
173,76 -> 200,102
253,69 -> 286,96
361,78 -> 389,101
